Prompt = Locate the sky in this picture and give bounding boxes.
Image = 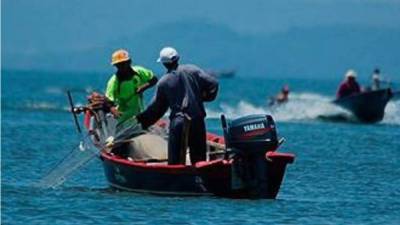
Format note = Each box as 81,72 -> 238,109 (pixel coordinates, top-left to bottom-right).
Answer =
3,0 -> 400,53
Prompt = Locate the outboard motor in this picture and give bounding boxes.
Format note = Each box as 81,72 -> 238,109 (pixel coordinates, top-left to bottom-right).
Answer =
221,114 -> 281,198
222,114 -> 279,156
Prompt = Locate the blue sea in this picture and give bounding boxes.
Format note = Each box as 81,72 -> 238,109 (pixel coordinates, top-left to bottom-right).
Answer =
2,70 -> 400,224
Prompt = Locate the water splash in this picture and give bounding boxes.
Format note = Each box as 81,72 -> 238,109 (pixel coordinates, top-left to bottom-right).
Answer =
207,92 -> 400,125
271,93 -> 351,122
382,100 -> 400,125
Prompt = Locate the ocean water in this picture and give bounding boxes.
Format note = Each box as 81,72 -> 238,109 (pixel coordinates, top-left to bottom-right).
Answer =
2,70 -> 400,224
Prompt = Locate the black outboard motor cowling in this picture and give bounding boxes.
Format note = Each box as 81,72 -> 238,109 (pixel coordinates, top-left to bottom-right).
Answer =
222,114 -> 278,156
221,114 -> 281,197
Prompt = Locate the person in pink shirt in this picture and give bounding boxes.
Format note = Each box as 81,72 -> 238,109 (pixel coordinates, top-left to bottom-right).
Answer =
336,70 -> 361,99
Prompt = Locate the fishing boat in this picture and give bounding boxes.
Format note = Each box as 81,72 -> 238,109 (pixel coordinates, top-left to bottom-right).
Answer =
83,107 -> 295,199
100,133 -> 294,198
56,91 -> 295,199
206,69 -> 236,79
333,88 -> 393,123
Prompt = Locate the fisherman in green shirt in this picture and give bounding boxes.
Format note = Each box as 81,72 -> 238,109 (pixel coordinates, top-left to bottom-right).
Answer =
106,49 -> 158,123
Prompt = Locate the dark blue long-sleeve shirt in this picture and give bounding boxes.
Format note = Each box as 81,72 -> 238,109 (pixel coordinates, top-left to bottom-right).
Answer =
137,64 -> 219,129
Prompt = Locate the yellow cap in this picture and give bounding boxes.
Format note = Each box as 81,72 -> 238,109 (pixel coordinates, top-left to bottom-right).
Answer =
111,49 -> 130,65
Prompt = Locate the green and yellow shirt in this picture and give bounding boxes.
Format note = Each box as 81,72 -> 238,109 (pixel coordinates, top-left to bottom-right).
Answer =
105,66 -> 154,123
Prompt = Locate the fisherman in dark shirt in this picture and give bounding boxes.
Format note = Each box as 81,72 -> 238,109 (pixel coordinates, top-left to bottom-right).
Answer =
336,69 -> 361,99
136,47 -> 219,165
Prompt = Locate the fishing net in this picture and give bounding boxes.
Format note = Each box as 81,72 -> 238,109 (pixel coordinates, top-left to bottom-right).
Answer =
34,135 -> 98,189
34,112 -> 146,189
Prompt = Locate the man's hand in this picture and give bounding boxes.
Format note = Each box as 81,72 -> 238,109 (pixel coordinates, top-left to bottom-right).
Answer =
136,76 -> 158,94
110,106 -> 122,118
136,84 -> 149,94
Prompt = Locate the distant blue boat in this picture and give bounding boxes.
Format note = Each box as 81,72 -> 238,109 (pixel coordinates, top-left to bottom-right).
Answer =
206,69 -> 236,79
333,88 -> 393,123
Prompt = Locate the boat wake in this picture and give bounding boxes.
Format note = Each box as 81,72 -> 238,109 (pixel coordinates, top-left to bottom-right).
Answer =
5,92 -> 400,125
2,101 -> 84,113
207,92 -> 400,125
382,100 -> 400,125
7,102 -> 70,112
3,86 -> 94,113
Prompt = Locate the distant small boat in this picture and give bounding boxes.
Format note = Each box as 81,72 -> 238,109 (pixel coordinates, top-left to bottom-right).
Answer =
207,69 -> 236,79
332,88 -> 393,123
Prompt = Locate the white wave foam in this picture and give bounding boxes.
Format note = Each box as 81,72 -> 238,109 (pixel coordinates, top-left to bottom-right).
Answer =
270,93 -> 350,121
25,102 -> 66,111
18,101 -> 85,112
382,100 -> 400,125
206,92 -> 400,125
45,86 -> 95,95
